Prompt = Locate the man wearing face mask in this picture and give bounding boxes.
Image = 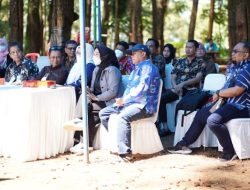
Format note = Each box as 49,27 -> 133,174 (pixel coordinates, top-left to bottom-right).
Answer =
115,41 -> 135,75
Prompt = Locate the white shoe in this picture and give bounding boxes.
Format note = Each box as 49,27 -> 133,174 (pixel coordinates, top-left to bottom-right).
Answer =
63,118 -> 83,131
70,142 -> 93,155
70,143 -> 84,154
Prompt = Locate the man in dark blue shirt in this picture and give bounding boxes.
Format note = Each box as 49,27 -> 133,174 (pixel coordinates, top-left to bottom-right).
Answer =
168,41 -> 250,162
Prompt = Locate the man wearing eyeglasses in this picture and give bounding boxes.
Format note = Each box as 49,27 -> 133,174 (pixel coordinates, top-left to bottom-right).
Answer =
168,41 -> 250,162
5,42 -> 39,83
63,40 -> 78,70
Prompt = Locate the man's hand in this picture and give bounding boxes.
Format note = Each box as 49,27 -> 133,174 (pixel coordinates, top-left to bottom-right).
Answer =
212,93 -> 219,102
115,98 -> 124,107
174,83 -> 184,96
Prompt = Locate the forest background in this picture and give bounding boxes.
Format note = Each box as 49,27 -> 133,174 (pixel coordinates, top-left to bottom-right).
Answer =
0,0 -> 249,60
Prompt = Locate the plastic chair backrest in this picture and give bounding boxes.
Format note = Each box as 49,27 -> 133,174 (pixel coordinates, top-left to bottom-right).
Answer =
25,53 -> 40,63
165,64 -> 173,89
117,75 -> 129,98
203,73 -> 226,92
151,79 -> 163,123
36,56 -> 50,71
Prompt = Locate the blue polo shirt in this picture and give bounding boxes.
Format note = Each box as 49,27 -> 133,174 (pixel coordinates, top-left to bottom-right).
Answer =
122,59 -> 161,114
227,60 -> 250,112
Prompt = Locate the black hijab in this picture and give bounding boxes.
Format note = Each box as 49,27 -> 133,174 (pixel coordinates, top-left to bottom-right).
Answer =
93,45 -> 119,95
163,43 -> 176,64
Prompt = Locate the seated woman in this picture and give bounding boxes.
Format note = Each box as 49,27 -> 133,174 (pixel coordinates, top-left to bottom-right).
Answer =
0,38 -> 12,78
36,46 -> 69,85
66,44 -> 95,100
5,42 -> 39,83
71,44 -> 121,152
158,43 -> 177,136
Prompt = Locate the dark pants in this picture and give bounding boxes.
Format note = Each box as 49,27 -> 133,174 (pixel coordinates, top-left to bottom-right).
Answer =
74,100 -> 106,147
179,103 -> 250,154
158,89 -> 179,123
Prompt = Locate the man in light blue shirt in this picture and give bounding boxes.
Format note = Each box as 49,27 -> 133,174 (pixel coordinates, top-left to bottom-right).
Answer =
99,44 -> 161,160
168,41 -> 250,162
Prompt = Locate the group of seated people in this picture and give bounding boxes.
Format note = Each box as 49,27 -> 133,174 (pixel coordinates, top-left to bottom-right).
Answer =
0,35 -> 249,162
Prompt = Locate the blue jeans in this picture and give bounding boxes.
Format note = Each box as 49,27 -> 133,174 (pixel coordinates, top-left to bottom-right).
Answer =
179,103 -> 250,154
99,104 -> 152,154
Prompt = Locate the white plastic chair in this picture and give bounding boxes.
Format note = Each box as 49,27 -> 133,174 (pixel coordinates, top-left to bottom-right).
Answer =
174,74 -> 226,148
94,80 -> 164,155
203,73 -> 226,92
218,119 -> 250,159
36,56 -> 50,71
93,75 -> 129,150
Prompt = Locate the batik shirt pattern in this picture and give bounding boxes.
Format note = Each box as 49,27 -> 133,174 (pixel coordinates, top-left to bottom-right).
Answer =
122,59 -> 161,114
119,56 -> 135,75
171,57 -> 204,88
5,57 -> 39,82
151,54 -> 165,80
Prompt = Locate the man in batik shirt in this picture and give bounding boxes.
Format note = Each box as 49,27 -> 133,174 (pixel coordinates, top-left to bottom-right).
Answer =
158,40 -> 204,135
63,40 -> 78,71
99,44 -> 161,160
146,38 -> 165,80
5,42 -> 39,83
115,41 -> 135,75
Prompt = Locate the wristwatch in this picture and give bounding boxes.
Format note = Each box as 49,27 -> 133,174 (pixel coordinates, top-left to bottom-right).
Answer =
216,90 -> 220,97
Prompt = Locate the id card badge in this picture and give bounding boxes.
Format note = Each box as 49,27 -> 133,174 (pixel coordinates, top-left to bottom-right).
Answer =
41,73 -> 49,81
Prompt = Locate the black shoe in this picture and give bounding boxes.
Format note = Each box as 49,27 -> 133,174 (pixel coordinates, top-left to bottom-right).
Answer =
167,142 -> 192,155
118,153 -> 134,162
218,153 -> 237,162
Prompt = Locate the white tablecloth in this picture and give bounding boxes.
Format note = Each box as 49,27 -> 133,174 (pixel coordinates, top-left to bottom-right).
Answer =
0,86 -> 76,161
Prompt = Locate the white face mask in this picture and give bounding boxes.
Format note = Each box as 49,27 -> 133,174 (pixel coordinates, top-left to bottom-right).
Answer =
93,56 -> 101,65
115,49 -> 124,59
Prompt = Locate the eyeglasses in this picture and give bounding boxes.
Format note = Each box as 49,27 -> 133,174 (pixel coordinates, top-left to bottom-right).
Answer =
10,50 -> 21,55
66,47 -> 77,51
49,46 -> 63,52
231,49 -> 247,54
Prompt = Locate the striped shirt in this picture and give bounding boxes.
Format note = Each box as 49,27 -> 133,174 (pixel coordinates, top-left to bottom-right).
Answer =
227,60 -> 250,111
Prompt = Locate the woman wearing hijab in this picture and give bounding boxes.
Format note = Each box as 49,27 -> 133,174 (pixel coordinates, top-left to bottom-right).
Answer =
158,43 -> 177,136
66,44 -> 95,100
71,45 -> 121,153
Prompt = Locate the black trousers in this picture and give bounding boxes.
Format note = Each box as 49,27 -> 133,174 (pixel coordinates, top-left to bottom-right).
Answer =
74,100 -> 106,146
158,89 -> 179,123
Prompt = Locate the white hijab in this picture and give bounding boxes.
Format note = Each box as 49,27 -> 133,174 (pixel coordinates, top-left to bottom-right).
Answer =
66,43 -> 94,84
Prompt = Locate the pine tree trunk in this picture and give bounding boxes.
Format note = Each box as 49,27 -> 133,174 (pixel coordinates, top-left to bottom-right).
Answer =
114,0 -> 120,45
26,0 -> 43,53
9,0 -> 23,43
228,0 -> 250,50
207,0 -> 215,39
188,0 -> 199,40
152,0 -> 167,49
49,0 -> 78,47
130,0 -> 143,43
86,0 -> 92,27
101,0 -> 110,45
